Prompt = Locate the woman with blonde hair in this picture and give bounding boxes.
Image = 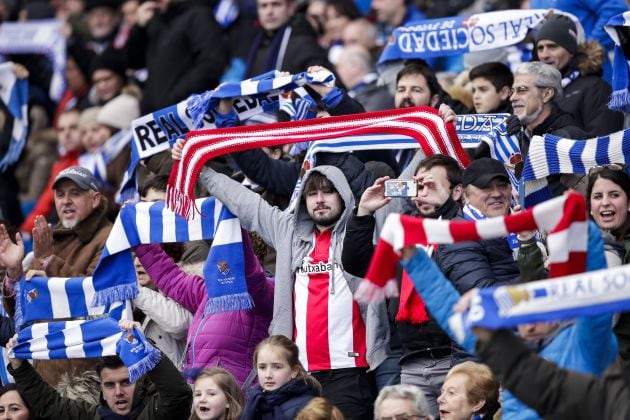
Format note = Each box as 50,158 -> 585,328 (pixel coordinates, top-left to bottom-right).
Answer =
296,397 -> 344,420
437,361 -> 500,420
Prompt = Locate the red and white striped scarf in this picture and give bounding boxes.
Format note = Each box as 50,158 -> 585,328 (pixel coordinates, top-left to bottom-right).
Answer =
358,192 -> 588,303
167,106 -> 470,219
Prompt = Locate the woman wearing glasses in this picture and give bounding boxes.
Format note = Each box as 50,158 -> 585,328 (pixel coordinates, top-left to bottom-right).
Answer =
587,165 -> 630,361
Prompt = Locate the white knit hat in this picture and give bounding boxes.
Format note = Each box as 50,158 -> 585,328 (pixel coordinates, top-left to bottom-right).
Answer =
97,94 -> 140,130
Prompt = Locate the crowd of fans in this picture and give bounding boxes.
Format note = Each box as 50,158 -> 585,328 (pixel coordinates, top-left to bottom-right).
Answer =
0,0 -> 630,418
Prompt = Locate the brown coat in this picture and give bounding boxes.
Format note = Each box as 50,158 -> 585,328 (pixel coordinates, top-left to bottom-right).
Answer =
29,197 -> 112,277
28,197 -> 113,386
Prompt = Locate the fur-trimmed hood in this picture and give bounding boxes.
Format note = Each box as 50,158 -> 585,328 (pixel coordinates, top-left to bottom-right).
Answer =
573,40 -> 605,77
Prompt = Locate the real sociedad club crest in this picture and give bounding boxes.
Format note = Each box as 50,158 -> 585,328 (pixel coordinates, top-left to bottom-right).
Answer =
509,152 -> 522,167
217,260 -> 231,276
26,288 -> 39,303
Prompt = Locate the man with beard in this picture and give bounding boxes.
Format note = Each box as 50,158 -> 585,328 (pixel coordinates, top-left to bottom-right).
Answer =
510,62 -> 586,161
174,136 -> 388,419
393,61 -> 466,169
0,166 -> 112,386
341,154 -> 463,417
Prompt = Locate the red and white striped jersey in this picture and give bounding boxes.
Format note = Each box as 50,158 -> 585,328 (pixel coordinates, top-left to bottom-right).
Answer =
293,229 -> 368,371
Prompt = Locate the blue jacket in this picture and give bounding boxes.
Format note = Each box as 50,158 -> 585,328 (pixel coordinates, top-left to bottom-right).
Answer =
402,249 -> 618,420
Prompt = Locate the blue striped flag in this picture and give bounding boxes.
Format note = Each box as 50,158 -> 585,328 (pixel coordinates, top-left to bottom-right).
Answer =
521,129 -> 630,207
0,62 -> 28,172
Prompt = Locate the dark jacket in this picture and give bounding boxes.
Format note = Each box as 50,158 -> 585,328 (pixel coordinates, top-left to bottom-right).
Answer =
8,354 -> 193,420
126,0 -> 228,113
245,14 -> 329,78
437,212 -> 520,294
557,41 -> 624,137
477,329 -> 630,420
241,380 -> 318,420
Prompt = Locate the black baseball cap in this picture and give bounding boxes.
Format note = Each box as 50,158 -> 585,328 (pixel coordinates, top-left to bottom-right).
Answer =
462,158 -> 509,189
53,166 -> 99,192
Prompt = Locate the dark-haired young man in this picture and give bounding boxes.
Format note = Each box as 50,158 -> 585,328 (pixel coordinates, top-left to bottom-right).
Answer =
342,154 -> 464,418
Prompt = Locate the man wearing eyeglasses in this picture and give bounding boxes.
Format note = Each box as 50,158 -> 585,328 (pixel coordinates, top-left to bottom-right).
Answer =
510,62 -> 587,162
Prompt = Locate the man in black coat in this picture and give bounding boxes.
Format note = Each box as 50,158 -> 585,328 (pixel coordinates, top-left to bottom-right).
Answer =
535,14 -> 623,137
126,0 -> 228,113
244,0 -> 329,78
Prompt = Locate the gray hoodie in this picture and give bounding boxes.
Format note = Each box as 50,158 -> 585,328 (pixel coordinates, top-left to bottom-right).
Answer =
199,164 -> 389,370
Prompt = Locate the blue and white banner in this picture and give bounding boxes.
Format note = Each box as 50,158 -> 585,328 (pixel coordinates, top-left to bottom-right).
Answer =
450,262 -> 630,339
0,62 -> 28,172
378,9 -> 547,67
0,20 -> 66,101
521,129 -> 630,207
120,70 -> 335,203
93,197 -> 246,313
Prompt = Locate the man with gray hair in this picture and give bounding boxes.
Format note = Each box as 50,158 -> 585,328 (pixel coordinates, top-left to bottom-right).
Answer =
335,45 -> 393,111
510,61 -> 586,161
374,384 -> 433,420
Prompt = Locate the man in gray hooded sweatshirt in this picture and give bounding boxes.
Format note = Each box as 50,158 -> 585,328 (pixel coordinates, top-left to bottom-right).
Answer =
198,164 -> 389,419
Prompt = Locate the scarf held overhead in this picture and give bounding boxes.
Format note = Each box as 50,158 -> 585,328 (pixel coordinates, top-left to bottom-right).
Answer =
359,192 -> 588,303
520,129 -> 630,207
0,62 -> 28,172
0,20 -> 65,101
120,70 -> 334,203
10,317 -> 160,383
377,9 -> 548,67
448,253 -> 630,342
605,12 -> 630,112
168,106 -> 470,219
92,197 -> 246,314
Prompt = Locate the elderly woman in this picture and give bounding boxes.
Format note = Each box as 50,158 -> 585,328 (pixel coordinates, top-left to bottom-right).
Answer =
437,362 -> 499,420
374,384 -> 433,420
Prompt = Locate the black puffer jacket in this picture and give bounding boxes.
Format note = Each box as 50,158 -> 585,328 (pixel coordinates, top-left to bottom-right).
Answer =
241,380 -> 318,420
556,41 -> 624,137
437,212 -> 520,294
478,329 -> 630,420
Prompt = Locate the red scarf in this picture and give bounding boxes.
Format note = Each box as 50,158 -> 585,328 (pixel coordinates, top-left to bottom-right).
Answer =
167,107 -> 469,219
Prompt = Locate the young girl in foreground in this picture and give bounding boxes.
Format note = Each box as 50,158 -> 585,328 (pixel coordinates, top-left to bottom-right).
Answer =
191,368 -> 244,420
241,335 -> 321,420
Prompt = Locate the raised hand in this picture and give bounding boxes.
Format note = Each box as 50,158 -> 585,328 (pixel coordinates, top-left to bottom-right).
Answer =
357,176 -> 392,216
0,225 -> 24,278
32,215 -> 53,262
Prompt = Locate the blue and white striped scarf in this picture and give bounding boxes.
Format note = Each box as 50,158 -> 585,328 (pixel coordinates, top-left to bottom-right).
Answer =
520,129 -> 630,207
0,20 -> 65,101
0,62 -> 28,172
605,12 -> 630,112
447,221 -> 625,344
93,197 -> 247,314
11,277 -> 160,383
10,316 -> 160,383
119,70 -> 335,203
377,9 -> 547,69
